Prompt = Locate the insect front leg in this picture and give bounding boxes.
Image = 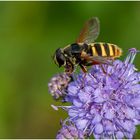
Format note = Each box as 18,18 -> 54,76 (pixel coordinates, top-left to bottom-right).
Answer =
79,63 -> 88,73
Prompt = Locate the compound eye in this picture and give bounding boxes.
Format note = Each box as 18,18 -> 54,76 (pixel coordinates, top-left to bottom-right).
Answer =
57,54 -> 65,67
54,48 -> 66,67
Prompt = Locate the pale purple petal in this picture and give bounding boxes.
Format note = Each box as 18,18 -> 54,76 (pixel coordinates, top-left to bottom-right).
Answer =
130,97 -> 140,107
125,107 -> 136,119
76,119 -> 89,130
92,114 -> 102,125
68,109 -> 78,117
94,123 -> 103,134
68,84 -> 79,95
116,131 -> 124,139
104,109 -> 115,120
78,90 -> 91,103
73,99 -> 83,107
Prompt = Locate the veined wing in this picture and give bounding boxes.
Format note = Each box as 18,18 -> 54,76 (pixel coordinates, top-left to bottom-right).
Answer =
81,52 -> 113,66
76,17 -> 100,44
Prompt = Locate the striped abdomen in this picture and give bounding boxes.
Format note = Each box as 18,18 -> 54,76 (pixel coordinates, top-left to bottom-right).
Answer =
88,43 -> 122,58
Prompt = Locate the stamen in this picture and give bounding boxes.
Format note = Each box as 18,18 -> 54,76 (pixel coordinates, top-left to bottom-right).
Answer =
89,125 -> 95,136
61,117 -> 70,125
51,104 -> 71,111
51,104 -> 58,111
125,48 -> 140,64
112,132 -> 116,139
83,121 -> 90,132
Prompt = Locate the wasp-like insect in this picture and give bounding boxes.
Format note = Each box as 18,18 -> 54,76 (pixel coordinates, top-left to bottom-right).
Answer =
53,17 -> 122,75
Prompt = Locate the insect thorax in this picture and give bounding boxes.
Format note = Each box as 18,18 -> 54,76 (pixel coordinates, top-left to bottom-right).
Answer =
62,43 -> 81,65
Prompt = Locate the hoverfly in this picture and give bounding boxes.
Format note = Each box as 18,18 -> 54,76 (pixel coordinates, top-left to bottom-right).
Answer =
53,17 -> 122,75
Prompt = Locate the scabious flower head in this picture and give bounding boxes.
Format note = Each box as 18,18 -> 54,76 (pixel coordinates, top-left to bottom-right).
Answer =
49,48 -> 140,139
48,73 -> 72,100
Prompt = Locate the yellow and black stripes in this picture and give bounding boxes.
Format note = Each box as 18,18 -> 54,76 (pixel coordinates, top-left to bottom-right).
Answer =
89,43 -> 122,58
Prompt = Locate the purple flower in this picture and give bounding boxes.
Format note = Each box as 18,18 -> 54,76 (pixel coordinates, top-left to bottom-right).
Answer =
49,48 -> 140,139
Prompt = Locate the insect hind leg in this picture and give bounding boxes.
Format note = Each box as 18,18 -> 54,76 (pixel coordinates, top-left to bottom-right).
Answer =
79,64 -> 88,88
100,64 -> 107,74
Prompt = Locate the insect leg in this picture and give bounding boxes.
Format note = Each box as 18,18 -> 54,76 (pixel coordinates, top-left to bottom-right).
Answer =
79,64 -> 87,88
79,63 -> 88,73
100,65 -> 107,74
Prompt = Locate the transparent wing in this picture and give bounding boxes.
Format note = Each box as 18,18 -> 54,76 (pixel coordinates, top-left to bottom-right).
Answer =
81,53 -> 113,66
76,17 -> 100,44
91,56 -> 113,65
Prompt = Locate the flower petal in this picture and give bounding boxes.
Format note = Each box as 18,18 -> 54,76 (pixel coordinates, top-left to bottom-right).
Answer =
130,97 -> 140,107
116,131 -> 124,139
78,90 -> 91,103
68,109 -> 78,117
94,123 -> 103,134
68,84 -> 79,95
125,107 -> 136,119
104,109 -> 115,120
76,119 -> 88,130
92,114 -> 102,125
73,99 -> 83,107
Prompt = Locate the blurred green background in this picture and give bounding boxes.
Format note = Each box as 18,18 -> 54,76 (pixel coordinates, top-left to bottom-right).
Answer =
0,1 -> 140,138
